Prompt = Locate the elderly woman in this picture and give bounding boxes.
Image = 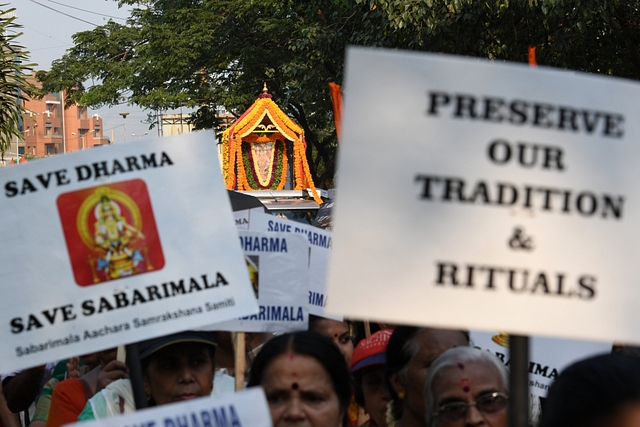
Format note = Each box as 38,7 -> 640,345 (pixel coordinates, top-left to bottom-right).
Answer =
386,327 -> 470,427
248,330 -> 352,427
423,347 -> 508,427
78,331 -> 216,420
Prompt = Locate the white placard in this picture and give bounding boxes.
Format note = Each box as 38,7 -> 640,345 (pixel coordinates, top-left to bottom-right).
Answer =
327,47 -> 640,343
64,387 -> 272,427
211,231 -> 309,332
470,330 -> 611,397
0,132 -> 258,372
246,212 -> 336,318
233,207 -> 264,230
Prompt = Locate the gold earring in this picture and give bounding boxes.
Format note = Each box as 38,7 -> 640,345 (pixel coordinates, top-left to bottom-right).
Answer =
397,391 -> 405,399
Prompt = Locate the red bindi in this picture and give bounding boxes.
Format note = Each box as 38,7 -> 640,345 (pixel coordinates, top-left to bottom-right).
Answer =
460,378 -> 470,392
457,362 -> 465,370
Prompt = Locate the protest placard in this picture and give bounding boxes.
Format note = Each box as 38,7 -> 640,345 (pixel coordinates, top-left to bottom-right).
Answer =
327,47 -> 640,343
65,387 -> 272,427
0,132 -> 258,372
211,231 -> 309,332
470,330 -> 611,397
246,212 -> 335,318
233,207 -> 264,230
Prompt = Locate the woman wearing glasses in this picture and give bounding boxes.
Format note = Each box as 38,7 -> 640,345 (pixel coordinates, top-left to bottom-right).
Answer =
424,347 -> 508,427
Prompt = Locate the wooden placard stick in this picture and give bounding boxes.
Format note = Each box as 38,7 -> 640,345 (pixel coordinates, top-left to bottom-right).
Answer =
125,342 -> 147,409
232,332 -> 246,391
116,345 -> 126,363
364,321 -> 371,338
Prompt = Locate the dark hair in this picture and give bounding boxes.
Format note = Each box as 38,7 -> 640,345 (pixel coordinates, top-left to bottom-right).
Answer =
385,327 -> 470,421
386,326 -> 424,421
308,314 -> 357,345
248,330 -> 352,412
539,353 -> 640,427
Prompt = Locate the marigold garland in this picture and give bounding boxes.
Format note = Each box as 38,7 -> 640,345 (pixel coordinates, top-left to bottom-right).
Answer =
221,91 -> 321,202
240,141 -> 288,190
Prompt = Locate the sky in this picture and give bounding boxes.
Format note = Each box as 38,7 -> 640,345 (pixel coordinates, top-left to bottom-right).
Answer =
9,0 -> 169,143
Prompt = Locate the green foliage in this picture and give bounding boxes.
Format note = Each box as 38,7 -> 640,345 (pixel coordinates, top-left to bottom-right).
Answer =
38,0 -> 640,183
40,0 -> 396,186
0,6 -> 39,160
358,0 -> 640,80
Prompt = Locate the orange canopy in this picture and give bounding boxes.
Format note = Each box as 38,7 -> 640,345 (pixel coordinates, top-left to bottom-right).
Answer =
221,86 -> 321,203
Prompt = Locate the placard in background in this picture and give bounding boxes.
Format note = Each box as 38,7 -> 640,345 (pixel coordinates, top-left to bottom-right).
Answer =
247,212 -> 336,318
0,132 -> 258,372
470,330 -> 612,397
211,231 -> 309,332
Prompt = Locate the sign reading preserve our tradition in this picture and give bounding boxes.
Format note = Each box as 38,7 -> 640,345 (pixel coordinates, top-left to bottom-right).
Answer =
0,132 -> 258,372
327,47 -> 640,343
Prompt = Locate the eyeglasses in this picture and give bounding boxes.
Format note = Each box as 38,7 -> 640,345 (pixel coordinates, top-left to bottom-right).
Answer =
433,392 -> 508,424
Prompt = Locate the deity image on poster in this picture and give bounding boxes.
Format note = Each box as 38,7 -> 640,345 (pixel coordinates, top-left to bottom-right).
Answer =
57,179 -> 165,286
252,142 -> 275,184
245,255 -> 259,298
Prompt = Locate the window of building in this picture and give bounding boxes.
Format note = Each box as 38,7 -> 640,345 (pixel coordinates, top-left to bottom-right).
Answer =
45,125 -> 52,136
45,144 -> 55,155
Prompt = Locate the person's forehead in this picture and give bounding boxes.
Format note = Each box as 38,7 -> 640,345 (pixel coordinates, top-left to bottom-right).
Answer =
263,353 -> 333,387
151,342 -> 212,358
433,361 -> 504,397
316,319 -> 349,335
415,330 -> 468,359
362,365 -> 386,377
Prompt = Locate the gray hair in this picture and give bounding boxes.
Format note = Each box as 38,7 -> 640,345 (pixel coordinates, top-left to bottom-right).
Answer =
424,347 -> 509,427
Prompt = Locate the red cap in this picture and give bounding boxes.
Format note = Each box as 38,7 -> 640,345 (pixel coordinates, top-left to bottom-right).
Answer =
350,329 -> 393,373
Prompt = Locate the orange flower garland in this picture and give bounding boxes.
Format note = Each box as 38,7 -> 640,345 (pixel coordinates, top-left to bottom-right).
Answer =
220,90 -> 321,202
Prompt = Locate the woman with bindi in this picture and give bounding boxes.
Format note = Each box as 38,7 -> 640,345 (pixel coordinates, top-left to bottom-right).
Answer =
424,347 -> 508,427
248,331 -> 352,427
386,327 -> 470,427
308,314 -> 355,366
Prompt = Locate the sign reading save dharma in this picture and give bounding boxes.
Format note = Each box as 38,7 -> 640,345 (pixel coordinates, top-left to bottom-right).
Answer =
66,387 -> 272,427
247,212 -> 334,318
327,47 -> 640,343
211,231 -> 309,332
0,132 -> 258,372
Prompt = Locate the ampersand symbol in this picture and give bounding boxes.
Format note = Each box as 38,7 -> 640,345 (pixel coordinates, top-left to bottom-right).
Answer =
508,227 -> 534,251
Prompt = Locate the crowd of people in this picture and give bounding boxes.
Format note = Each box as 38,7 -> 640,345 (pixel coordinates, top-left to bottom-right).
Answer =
1,317 -> 639,427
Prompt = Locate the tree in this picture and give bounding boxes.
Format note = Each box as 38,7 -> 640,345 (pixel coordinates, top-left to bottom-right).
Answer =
357,0 -> 640,80
0,6 -> 39,161
39,0 -> 394,187
38,0 -> 640,183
